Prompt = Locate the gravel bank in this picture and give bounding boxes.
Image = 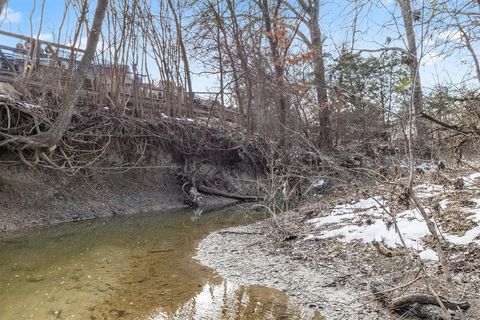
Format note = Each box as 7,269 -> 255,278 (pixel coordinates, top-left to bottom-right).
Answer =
195,221 -> 388,320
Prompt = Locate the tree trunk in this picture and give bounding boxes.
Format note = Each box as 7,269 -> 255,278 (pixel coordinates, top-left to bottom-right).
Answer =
259,0 -> 288,148
306,0 -> 332,149
288,0 -> 331,148
226,0 -> 254,134
211,2 -> 246,127
167,0 -> 194,118
0,0 -> 7,15
33,0 -> 108,147
398,0 -> 426,144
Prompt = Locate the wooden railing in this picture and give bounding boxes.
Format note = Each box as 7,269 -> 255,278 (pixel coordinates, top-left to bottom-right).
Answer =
0,30 -> 240,123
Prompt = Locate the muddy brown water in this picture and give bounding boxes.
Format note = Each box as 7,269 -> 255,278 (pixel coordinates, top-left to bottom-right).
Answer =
0,206 -> 323,320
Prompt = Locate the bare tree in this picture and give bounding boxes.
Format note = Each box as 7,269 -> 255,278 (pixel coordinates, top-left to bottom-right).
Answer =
33,0 -> 109,147
397,0 -> 426,144
288,0 -> 332,148
258,0 -> 290,147
226,0 -> 255,133
167,0 -> 194,117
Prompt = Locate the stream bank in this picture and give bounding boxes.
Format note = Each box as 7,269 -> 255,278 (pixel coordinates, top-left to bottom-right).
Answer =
0,163 -> 239,233
0,101 -> 271,233
196,166 -> 480,320
196,221 -> 388,320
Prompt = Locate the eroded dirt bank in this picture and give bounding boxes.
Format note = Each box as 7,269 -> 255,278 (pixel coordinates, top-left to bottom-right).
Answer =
0,164 -> 238,233
0,96 -> 268,233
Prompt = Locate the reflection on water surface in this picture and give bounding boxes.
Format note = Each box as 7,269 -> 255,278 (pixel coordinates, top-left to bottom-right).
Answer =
0,207 -> 322,320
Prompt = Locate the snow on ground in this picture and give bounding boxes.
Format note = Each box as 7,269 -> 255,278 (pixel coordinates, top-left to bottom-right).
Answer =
308,197 -> 387,228
24,103 -> 42,109
416,162 -> 438,173
175,117 -> 194,122
307,199 -> 437,260
464,172 -> 480,187
305,171 -> 480,261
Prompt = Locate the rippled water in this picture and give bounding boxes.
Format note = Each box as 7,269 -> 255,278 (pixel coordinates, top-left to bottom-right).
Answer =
0,206 -> 323,320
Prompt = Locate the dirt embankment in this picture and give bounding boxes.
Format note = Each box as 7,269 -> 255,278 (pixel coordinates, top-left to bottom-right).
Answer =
0,161 -> 241,233
0,103 -> 267,233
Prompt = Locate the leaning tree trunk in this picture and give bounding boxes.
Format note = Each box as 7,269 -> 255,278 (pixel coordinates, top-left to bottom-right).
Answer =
37,0 -> 108,147
0,0 -> 7,15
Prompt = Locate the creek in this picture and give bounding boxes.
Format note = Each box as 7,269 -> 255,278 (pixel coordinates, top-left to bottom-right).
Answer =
0,206 -> 322,319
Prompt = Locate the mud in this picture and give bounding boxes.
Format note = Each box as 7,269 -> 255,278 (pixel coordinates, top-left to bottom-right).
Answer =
0,164 -> 236,233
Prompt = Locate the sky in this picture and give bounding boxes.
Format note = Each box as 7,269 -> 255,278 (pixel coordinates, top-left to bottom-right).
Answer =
0,0 -> 477,93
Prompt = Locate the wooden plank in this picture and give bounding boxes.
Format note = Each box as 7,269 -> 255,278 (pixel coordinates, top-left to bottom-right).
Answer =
0,30 -> 86,53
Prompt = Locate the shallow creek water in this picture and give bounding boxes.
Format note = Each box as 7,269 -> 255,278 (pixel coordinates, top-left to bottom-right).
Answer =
0,207 -> 323,320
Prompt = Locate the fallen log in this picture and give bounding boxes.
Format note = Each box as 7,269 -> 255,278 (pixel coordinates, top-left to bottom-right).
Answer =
390,294 -> 470,311
370,280 -> 470,319
197,185 -> 264,202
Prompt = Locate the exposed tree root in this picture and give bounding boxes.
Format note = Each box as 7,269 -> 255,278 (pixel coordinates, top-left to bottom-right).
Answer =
370,279 -> 470,320
390,294 -> 470,311
0,97 -> 268,174
197,185 -> 263,202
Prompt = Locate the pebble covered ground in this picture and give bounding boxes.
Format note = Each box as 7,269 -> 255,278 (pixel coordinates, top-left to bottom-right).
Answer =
196,165 -> 480,320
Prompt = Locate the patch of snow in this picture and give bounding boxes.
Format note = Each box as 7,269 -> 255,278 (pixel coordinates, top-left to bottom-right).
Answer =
438,199 -> 449,210
446,226 -> 480,245
309,198 -> 441,260
317,208 -> 431,251
174,117 -> 194,122
463,172 -> 480,187
306,172 -> 480,261
331,197 -> 388,215
161,112 -> 168,118
307,213 -> 355,227
308,197 -> 389,228
416,162 -> 438,172
312,179 -> 326,188
419,249 -> 439,261
445,210 -> 480,245
305,178 -> 328,195
303,234 -> 321,241
24,103 -> 41,109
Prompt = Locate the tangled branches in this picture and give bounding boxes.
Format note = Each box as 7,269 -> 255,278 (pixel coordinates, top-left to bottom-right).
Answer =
0,96 -> 269,176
